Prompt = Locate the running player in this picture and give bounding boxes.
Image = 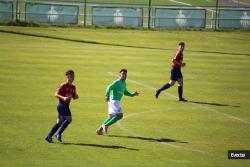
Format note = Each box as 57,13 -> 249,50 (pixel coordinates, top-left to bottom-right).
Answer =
96,68 -> 139,135
45,69 -> 79,143
155,42 -> 187,101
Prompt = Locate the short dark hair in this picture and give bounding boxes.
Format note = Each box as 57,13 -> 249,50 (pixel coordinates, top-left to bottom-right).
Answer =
65,69 -> 74,76
119,68 -> 127,73
179,42 -> 185,46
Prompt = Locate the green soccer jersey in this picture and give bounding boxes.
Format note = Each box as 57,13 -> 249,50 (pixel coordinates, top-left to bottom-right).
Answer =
105,79 -> 134,101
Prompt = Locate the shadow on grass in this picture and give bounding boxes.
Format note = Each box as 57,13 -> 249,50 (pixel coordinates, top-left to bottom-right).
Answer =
109,135 -> 188,144
188,100 -> 240,107
0,29 -> 249,56
61,142 -> 139,151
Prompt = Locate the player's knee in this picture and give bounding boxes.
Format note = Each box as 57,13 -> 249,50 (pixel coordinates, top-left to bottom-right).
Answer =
117,114 -> 123,120
169,81 -> 175,86
119,114 -> 123,119
57,118 -> 64,125
65,118 -> 72,123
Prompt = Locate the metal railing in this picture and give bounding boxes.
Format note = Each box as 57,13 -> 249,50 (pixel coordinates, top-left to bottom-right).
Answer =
0,0 -> 249,29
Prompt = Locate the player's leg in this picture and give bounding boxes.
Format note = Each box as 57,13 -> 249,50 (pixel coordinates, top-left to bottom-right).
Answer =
156,68 -> 178,98
55,116 -> 71,142
177,77 -> 187,101
45,104 -> 65,143
96,100 -> 122,135
104,113 -> 122,126
97,114 -> 112,132
55,105 -> 72,142
97,113 -> 122,133
102,113 -> 122,134
155,80 -> 175,98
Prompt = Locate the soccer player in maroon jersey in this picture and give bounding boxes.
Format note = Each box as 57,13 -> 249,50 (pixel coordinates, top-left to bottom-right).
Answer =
45,69 -> 79,143
155,42 -> 187,101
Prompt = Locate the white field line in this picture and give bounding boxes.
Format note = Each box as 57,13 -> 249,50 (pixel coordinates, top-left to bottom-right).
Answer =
167,0 -> 214,12
107,72 -> 250,125
167,0 -> 192,6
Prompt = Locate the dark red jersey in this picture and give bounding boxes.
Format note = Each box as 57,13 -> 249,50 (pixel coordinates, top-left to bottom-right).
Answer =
56,82 -> 76,106
171,50 -> 183,69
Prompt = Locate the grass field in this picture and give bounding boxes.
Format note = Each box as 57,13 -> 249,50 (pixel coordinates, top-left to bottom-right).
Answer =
0,25 -> 250,167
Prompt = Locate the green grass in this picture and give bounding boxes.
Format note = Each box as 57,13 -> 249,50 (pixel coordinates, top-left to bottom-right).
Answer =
0,25 -> 250,167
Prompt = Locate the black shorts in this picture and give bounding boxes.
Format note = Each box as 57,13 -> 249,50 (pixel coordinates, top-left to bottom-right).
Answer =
57,103 -> 71,118
170,68 -> 183,81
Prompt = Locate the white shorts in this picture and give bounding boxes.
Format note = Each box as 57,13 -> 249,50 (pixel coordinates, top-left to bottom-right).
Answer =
108,100 -> 122,115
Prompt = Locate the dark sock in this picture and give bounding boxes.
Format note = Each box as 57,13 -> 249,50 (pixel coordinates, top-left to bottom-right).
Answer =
178,86 -> 183,99
57,120 -> 70,135
159,83 -> 171,91
47,123 -> 60,138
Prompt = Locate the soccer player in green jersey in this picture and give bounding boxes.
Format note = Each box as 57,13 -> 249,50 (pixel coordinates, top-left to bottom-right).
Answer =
96,68 -> 139,135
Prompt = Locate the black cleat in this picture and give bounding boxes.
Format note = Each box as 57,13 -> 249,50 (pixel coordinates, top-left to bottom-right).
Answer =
179,98 -> 188,102
155,89 -> 161,99
45,136 -> 53,143
55,134 -> 62,142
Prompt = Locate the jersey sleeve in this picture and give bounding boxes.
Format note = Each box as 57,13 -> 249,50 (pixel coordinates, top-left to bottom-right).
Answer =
124,87 -> 134,97
105,81 -> 117,97
56,84 -> 64,95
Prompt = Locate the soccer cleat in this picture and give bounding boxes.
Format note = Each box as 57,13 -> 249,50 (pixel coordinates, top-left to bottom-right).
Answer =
55,134 -> 62,142
96,130 -> 104,135
45,136 -> 53,143
179,98 -> 188,102
102,125 -> 109,135
155,89 -> 161,99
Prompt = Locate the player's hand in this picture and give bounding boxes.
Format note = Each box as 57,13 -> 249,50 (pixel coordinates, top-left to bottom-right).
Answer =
182,62 -> 186,67
133,91 -> 139,96
105,96 -> 110,102
64,96 -> 72,102
73,94 -> 79,100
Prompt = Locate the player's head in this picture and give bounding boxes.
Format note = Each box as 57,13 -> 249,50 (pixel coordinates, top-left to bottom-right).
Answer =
65,69 -> 75,82
178,41 -> 185,52
119,68 -> 127,81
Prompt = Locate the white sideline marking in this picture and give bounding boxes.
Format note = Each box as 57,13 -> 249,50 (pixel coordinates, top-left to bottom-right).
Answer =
167,0 -> 192,6
167,0 -> 214,12
107,72 -> 250,125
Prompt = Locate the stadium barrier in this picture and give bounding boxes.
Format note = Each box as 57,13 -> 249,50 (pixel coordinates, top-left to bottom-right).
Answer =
92,7 -> 143,27
154,8 -> 206,28
0,1 -> 13,21
219,9 -> 250,29
25,3 -> 79,24
0,0 -> 249,29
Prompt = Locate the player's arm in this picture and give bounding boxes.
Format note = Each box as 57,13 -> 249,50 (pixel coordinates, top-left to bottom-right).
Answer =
105,81 -> 117,102
124,88 -> 139,97
73,92 -> 79,100
72,86 -> 79,100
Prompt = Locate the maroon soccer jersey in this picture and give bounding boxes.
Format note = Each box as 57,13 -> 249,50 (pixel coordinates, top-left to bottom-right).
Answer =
172,50 -> 183,69
57,82 -> 76,106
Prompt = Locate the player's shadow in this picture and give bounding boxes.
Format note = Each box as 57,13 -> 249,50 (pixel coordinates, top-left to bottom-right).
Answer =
188,100 -> 240,107
61,142 -> 139,151
109,135 -> 188,144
